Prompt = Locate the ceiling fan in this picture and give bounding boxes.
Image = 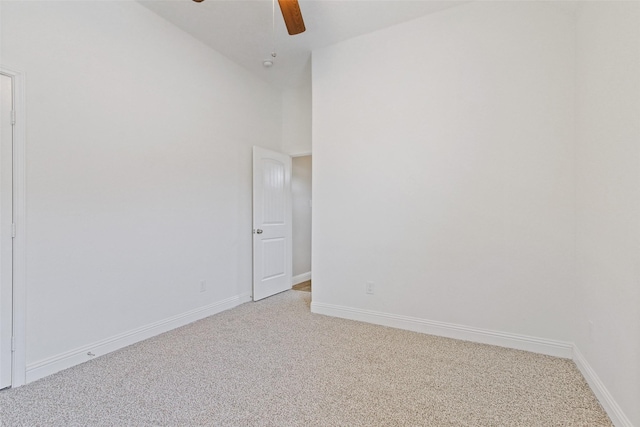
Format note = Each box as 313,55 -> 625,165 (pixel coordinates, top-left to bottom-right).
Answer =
192,0 -> 306,36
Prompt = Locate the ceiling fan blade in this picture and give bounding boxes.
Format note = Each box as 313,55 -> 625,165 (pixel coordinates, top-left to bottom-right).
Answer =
278,0 -> 306,35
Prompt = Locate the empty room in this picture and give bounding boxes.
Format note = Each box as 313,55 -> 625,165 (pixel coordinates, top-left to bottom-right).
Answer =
0,0 -> 638,425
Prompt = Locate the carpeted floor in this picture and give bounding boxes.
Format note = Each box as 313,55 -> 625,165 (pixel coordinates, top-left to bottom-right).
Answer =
0,291 -> 611,426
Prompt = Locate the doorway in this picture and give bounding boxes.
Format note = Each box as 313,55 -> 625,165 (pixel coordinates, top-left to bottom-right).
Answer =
291,155 -> 312,293
251,149 -> 312,300
0,72 -> 14,389
0,68 -> 26,388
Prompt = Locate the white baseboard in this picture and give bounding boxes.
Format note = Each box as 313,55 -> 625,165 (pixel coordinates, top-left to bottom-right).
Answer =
26,293 -> 251,384
292,271 -> 311,286
573,345 -> 633,427
310,302 -> 573,358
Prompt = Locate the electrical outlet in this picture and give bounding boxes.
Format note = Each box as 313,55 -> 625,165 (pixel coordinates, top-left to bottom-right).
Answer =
200,280 -> 207,293
366,281 -> 375,295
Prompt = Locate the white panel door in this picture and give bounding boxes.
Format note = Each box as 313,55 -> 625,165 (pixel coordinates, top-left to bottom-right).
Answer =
252,147 -> 292,301
0,73 -> 13,389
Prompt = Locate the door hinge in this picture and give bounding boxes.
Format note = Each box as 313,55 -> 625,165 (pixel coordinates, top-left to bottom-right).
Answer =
11,110 -> 16,125
11,223 -> 16,238
11,336 -> 16,352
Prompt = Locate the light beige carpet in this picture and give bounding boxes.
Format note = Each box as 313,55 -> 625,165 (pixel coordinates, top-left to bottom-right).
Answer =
0,291 -> 611,426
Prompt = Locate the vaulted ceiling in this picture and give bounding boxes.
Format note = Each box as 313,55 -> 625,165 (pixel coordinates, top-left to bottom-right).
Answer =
139,0 -> 469,90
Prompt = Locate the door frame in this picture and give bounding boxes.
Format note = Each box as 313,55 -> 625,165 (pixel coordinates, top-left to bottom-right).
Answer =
0,67 -> 26,387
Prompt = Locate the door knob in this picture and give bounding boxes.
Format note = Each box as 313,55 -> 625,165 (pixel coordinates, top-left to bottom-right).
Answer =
255,229 -> 263,234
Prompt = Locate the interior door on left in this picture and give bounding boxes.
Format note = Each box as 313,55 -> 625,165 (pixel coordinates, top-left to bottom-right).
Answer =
0,73 -> 14,389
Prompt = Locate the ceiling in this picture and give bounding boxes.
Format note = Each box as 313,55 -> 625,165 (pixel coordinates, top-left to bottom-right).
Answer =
139,0 -> 468,90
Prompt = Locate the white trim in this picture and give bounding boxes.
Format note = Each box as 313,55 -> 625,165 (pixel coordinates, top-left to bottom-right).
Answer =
292,271 -> 311,286
573,345 -> 633,427
0,67 -> 27,387
290,151 -> 312,158
26,293 -> 251,383
310,302 -> 573,358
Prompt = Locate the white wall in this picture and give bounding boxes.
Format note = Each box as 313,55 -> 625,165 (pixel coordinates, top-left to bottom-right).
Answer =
1,1 -> 282,374
292,156 -> 312,279
312,1 -> 576,341
575,2 -> 640,425
282,77 -> 312,156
